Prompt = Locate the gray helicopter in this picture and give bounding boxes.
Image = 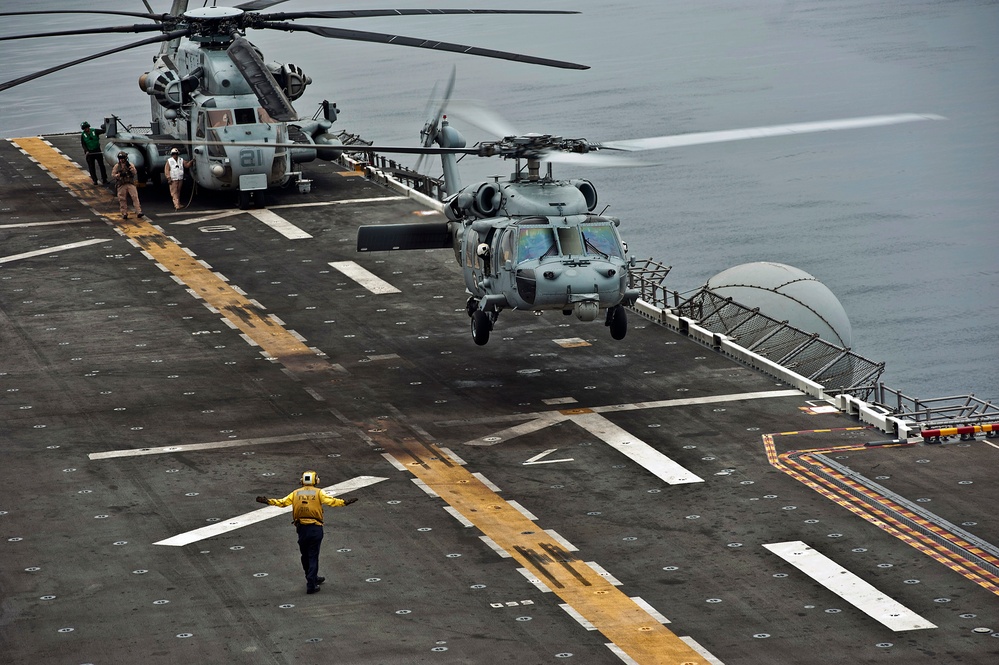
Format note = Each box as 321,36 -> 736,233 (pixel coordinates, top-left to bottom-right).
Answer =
0,1 -> 586,207
354,78 -> 943,345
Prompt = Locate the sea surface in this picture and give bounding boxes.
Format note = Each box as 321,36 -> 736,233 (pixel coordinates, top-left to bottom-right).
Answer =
2,0 -> 997,403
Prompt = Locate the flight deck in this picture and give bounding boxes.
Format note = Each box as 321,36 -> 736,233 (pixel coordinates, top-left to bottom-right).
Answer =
1,133 -> 997,664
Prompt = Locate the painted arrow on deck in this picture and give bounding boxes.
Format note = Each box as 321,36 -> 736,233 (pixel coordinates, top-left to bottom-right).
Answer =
523,449 -> 574,465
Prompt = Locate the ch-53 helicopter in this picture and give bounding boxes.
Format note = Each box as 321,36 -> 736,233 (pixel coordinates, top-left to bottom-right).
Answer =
351,75 -> 942,345
0,1 -> 587,207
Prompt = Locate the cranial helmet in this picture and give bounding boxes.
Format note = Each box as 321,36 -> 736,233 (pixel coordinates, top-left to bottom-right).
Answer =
170,148 -> 179,155
81,121 -> 90,129
118,151 -> 128,160
301,470 -> 319,486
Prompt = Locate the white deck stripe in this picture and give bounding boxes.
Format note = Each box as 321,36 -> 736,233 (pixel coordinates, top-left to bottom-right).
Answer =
678,636 -> 726,665
517,567 -> 553,593
629,596 -> 670,624
543,529 -> 579,552
569,412 -> 704,485
89,431 -> 336,459
0,218 -> 95,228
443,506 -> 474,528
506,500 -> 538,521
604,643 -> 640,665
763,541 -> 937,631
560,603 -> 597,631
154,476 -> 387,546
248,208 -> 312,239
589,389 -> 802,414
585,561 -> 622,585
0,238 -> 107,264
328,260 -> 401,294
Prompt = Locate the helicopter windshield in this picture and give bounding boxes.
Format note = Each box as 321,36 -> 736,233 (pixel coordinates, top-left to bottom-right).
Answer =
581,224 -> 624,259
517,227 -> 557,262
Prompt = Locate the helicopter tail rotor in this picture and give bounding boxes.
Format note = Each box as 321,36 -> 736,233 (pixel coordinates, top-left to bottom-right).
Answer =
415,65 -> 457,174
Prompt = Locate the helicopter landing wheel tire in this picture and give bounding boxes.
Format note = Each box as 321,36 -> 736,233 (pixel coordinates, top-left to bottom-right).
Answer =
471,310 -> 491,346
608,304 -> 628,340
237,190 -> 252,210
466,297 -> 478,318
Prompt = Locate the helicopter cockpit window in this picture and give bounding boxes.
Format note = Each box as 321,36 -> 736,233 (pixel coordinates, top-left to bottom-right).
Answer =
195,112 -> 206,139
517,227 -> 557,262
207,110 -> 233,128
556,227 -> 584,256
233,108 -> 256,124
581,224 -> 624,259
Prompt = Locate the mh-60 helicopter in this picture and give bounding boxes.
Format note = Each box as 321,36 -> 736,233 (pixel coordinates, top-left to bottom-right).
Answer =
353,76 -> 943,345
0,1 -> 587,207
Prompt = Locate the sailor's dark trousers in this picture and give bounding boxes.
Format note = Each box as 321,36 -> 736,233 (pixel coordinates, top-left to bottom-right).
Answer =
296,523 -> 324,590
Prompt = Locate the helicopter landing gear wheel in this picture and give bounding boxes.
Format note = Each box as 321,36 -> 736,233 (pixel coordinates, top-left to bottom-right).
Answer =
466,297 -> 478,318
607,304 -> 628,340
471,310 -> 491,346
237,190 -> 252,210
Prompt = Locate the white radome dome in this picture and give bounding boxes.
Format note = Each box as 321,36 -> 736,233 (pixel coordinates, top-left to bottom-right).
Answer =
705,262 -> 852,348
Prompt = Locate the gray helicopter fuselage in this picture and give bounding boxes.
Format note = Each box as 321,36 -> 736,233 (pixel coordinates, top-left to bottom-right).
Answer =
464,213 -> 632,318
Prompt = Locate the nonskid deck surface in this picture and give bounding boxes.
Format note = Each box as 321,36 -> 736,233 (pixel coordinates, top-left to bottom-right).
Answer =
1,134 -> 997,664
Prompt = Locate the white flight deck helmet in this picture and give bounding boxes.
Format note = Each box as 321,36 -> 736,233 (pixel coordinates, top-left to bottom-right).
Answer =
301,470 -> 319,486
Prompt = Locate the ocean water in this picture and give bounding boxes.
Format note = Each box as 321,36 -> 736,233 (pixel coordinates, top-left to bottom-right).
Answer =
2,0 -> 996,402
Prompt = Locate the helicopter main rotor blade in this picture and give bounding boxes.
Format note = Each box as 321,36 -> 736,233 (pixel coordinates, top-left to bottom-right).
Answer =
598,113 -> 946,152
235,0 -> 294,10
0,24 -> 167,42
0,10 -> 162,20
0,29 -> 189,93
124,135 -> 480,155
259,9 -> 580,21
255,21 -> 589,70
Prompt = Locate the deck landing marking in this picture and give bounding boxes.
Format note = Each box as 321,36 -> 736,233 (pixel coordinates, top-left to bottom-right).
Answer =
328,260 -> 401,294
89,431 -> 336,459
247,208 -> 312,239
569,412 -> 703,484
154,476 -> 387,546
523,448 -> 574,465
0,238 -> 108,264
763,541 -> 936,631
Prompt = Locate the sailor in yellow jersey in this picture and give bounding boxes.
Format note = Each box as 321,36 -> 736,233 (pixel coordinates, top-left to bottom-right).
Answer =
257,470 -> 357,594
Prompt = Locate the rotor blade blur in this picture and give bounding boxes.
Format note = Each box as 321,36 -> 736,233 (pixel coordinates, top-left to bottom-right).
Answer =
445,100 -> 520,139
541,151 -> 651,168
0,10 -> 161,20
255,21 -> 589,70
0,29 -> 189,93
260,9 -> 580,20
599,114 -> 946,152
0,24 -> 166,42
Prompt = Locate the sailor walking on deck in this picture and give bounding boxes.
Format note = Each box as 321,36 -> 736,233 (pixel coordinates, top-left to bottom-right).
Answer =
80,121 -> 107,186
111,152 -> 143,219
256,470 -> 357,594
164,148 -> 192,210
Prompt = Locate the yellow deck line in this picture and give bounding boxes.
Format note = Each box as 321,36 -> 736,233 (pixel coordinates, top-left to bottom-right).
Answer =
11,137 -> 330,375
373,422 -> 710,665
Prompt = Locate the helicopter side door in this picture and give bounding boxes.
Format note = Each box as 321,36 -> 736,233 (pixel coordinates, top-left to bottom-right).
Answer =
462,229 -> 486,297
